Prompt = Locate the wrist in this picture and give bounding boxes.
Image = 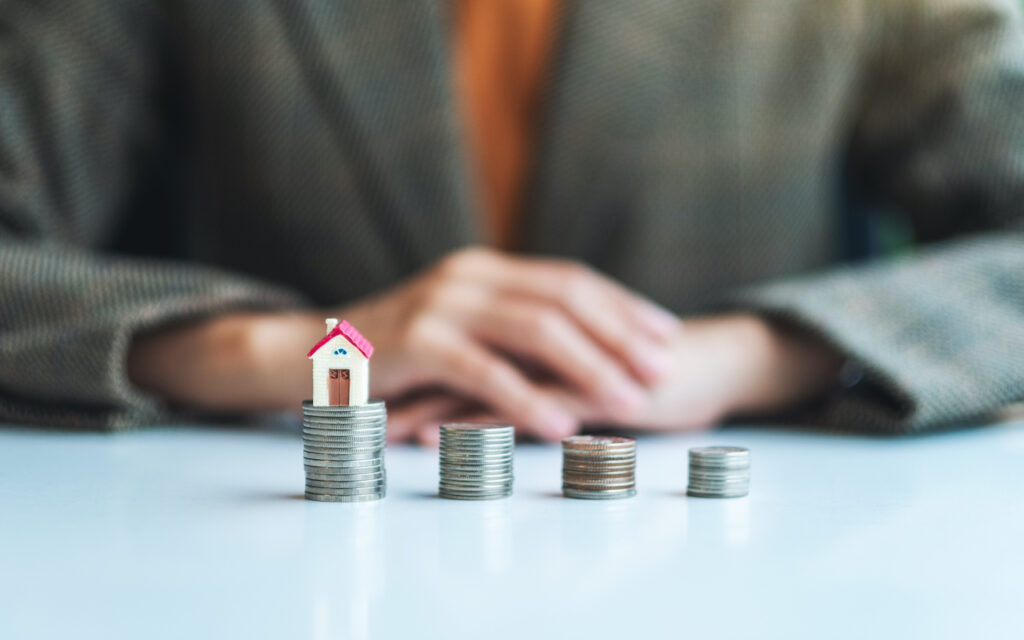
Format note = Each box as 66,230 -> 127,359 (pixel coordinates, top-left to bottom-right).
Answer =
723,313 -> 842,416
128,311 -> 322,411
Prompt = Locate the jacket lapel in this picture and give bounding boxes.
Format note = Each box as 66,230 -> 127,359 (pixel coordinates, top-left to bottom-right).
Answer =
521,1 -> 689,266
271,0 -> 477,272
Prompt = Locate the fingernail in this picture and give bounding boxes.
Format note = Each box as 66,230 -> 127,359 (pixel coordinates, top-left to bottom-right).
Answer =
539,407 -> 577,439
607,381 -> 646,413
636,345 -> 676,381
644,306 -> 679,338
417,425 -> 441,447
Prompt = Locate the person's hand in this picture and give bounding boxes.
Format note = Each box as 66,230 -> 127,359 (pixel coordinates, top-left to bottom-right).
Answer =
574,314 -> 844,430
394,314 -> 843,443
344,247 -> 679,441
128,247 -> 680,441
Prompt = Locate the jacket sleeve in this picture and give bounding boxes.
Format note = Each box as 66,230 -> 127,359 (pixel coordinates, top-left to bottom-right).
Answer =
0,1 -> 305,429
734,0 -> 1024,433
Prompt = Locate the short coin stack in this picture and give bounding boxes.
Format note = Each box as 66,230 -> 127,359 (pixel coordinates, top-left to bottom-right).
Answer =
438,423 -> 515,500
302,400 -> 387,502
687,446 -> 750,498
562,435 -> 637,499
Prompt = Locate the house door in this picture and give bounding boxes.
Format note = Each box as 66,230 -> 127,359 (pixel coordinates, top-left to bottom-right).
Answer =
328,369 -> 351,406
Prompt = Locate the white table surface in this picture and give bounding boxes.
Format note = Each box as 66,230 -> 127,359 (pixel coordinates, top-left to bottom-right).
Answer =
2,420 -> 1023,640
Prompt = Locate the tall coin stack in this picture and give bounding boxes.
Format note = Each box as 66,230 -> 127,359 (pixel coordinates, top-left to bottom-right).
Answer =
562,435 -> 637,499
438,423 -> 515,500
302,400 -> 387,502
687,446 -> 750,498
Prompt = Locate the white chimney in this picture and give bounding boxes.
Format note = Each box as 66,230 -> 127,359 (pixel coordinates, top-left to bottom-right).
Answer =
325,318 -> 339,334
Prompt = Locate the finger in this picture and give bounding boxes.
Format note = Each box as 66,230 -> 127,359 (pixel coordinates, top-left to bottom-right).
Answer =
386,394 -> 472,443
468,300 -> 647,421
417,411 -> 576,445
458,252 -> 678,384
424,327 -> 579,441
414,423 -> 442,447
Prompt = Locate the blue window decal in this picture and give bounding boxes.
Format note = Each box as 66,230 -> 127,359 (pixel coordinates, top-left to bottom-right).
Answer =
333,348 -> 348,356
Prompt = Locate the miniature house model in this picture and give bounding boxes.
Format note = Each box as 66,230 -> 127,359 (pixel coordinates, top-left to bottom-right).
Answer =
307,318 -> 374,406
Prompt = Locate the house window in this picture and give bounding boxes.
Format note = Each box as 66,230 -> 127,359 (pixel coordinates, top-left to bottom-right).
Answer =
333,348 -> 348,355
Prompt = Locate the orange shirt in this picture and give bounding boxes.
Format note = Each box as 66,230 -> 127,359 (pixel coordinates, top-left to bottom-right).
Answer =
453,0 -> 562,250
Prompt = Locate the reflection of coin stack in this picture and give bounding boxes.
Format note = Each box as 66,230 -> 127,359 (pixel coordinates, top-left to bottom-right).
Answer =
302,400 -> 387,502
562,436 -> 637,499
438,423 -> 515,500
687,446 -> 750,498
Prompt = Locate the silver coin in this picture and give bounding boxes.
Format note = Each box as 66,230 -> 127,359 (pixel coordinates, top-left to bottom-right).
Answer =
440,478 -> 514,488
439,449 -> 514,458
440,431 -> 514,440
439,438 -> 514,446
306,481 -> 387,492
563,482 -> 635,490
306,475 -> 387,485
301,417 -> 387,425
302,411 -> 387,420
305,492 -> 385,502
301,419 -> 387,428
439,488 -> 513,497
563,452 -> 636,461
563,460 -> 636,469
563,469 -> 635,478
440,437 -> 513,444
301,420 -> 387,429
438,490 -> 512,499
687,471 -> 750,483
305,485 -> 386,496
302,399 -> 386,408
688,489 -> 753,499
302,432 -> 386,441
302,426 -> 386,435
439,442 -> 514,451
439,489 -> 512,498
304,457 -> 383,470
303,444 -> 387,454
302,437 -> 387,446
302,440 -> 386,450
304,456 -> 384,468
440,465 -> 513,475
689,446 -> 749,462
302,438 -> 386,447
562,487 -> 637,500
301,418 -> 386,427
439,456 -> 513,464
302,427 -> 387,437
303,456 -> 384,465
305,461 -> 385,471
306,480 -> 387,490
439,450 -> 513,458
304,453 -> 384,463
302,423 -> 386,431
441,422 -> 514,433
440,470 -> 514,479
301,405 -> 386,414
686,476 -> 750,486
305,466 -> 385,477
562,435 -> 636,449
563,482 -> 636,491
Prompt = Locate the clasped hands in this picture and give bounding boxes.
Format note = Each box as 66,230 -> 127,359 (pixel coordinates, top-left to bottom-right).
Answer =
129,247 -> 840,444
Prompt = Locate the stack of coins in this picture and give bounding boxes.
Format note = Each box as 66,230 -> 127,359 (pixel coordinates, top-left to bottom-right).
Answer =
562,436 -> 637,499
438,423 -> 515,500
302,400 -> 387,502
687,446 -> 750,498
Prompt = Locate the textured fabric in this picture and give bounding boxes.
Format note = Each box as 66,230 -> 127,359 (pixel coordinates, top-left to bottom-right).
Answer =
1,0 -> 1022,433
453,0 -> 563,249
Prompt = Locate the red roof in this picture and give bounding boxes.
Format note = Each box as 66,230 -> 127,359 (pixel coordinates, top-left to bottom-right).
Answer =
307,320 -> 375,359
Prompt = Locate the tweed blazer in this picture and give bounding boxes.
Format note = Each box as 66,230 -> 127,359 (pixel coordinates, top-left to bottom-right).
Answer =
1,0 -> 1023,431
